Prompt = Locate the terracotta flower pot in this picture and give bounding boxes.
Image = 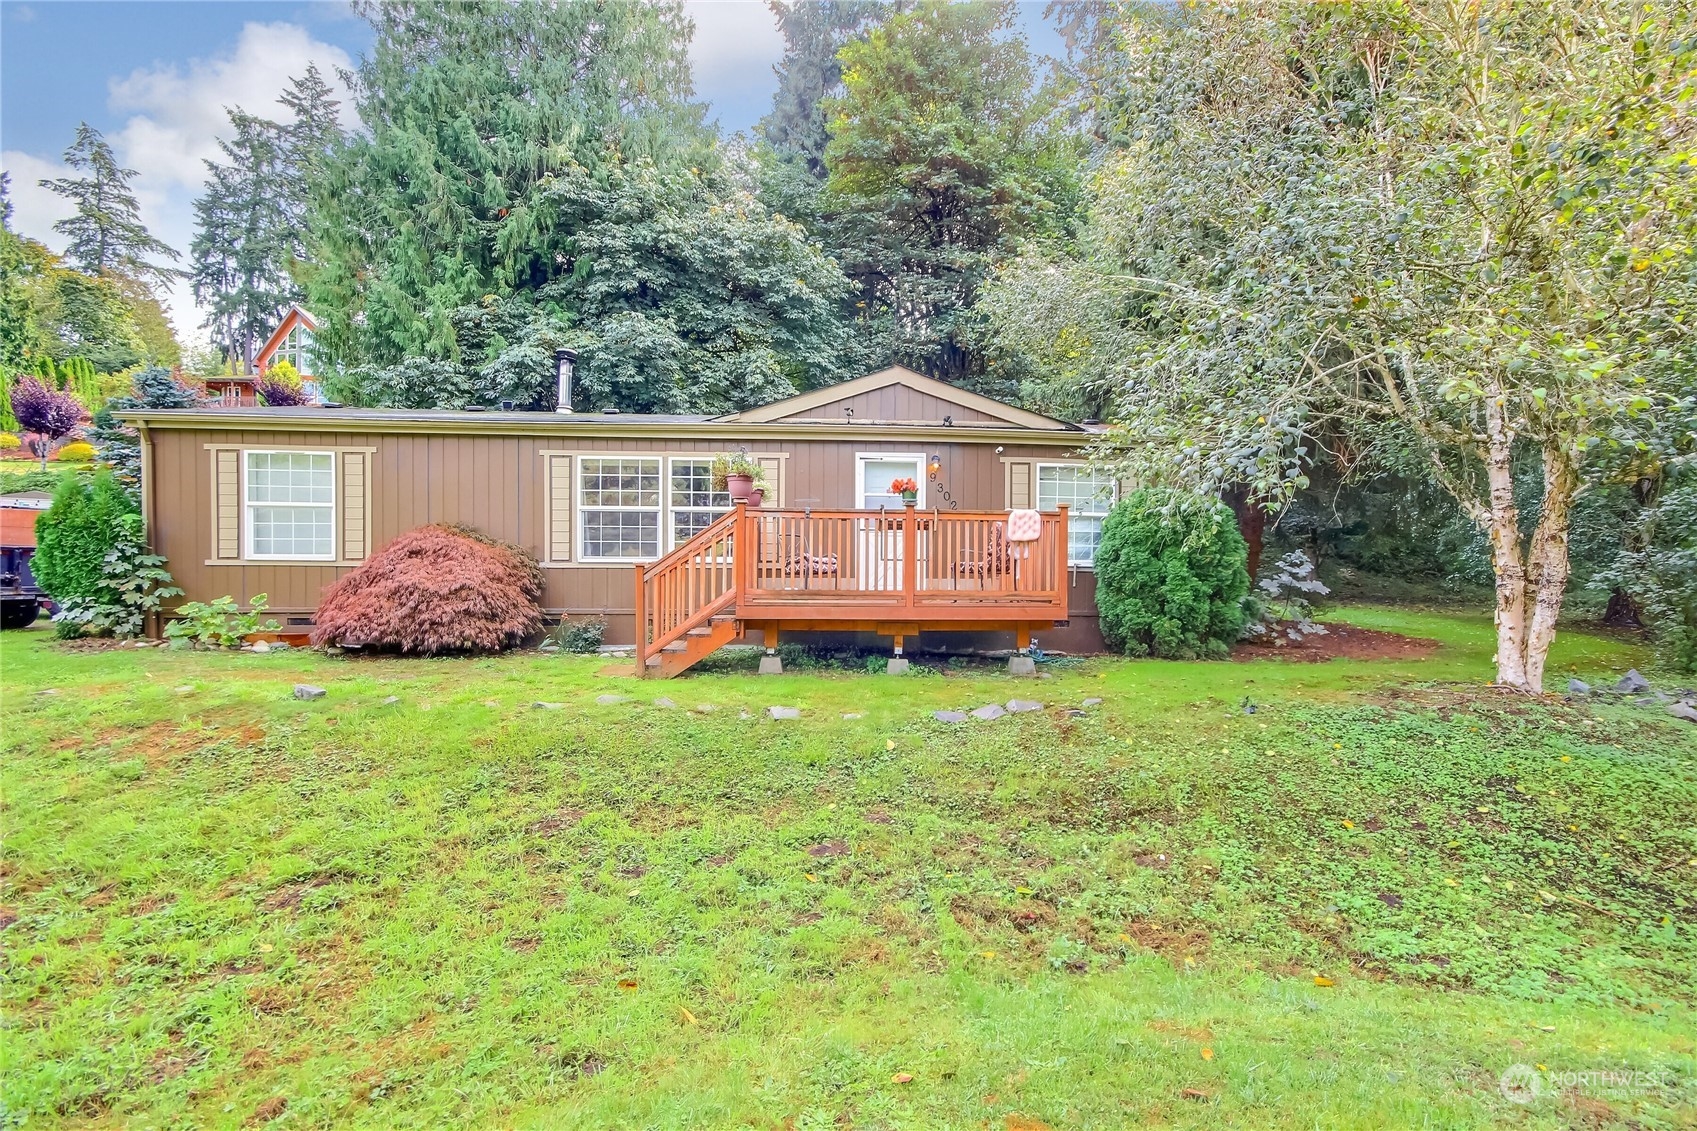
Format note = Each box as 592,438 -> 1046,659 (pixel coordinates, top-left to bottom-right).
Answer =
727,473 -> 756,500
747,488 -> 765,508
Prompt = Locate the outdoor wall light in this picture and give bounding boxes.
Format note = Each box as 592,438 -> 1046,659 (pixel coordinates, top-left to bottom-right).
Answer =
928,454 -> 942,475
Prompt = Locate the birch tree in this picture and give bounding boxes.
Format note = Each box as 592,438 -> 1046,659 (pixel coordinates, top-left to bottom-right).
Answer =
986,1 -> 1697,692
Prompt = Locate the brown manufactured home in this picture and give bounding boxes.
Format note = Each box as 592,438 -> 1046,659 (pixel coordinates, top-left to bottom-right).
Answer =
122,367 -> 1118,671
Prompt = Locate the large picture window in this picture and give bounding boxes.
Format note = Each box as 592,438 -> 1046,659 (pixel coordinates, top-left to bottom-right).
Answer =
579,457 -> 663,560
271,324 -> 315,373
245,450 -> 335,560
669,458 -> 731,547
1037,463 -> 1116,566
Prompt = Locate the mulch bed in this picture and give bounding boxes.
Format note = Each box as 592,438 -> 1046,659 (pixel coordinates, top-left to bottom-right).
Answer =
1232,623 -> 1439,663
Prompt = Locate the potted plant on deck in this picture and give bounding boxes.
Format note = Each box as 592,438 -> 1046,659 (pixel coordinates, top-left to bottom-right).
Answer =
890,476 -> 919,505
711,452 -> 762,501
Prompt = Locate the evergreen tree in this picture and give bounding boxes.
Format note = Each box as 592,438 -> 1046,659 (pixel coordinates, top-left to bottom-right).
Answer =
190,110 -> 293,370
308,0 -> 712,368
821,0 -> 1080,392
276,64 -> 343,249
761,1 -> 899,180
38,123 -> 179,287
89,366 -> 202,496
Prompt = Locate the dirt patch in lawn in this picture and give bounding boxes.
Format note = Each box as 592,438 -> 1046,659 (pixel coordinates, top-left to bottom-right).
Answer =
1233,624 -> 1439,663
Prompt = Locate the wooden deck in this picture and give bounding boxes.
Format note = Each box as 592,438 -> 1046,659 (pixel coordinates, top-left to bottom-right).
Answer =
635,502 -> 1069,676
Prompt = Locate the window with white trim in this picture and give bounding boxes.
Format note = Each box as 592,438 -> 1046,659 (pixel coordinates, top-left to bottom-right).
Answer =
668,458 -> 731,548
1037,463 -> 1116,566
245,450 -> 335,559
579,456 -> 663,560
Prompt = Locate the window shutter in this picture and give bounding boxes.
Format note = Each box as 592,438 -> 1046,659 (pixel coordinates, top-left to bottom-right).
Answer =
339,450 -> 370,561
545,454 -> 572,562
213,448 -> 241,560
1006,460 -> 1034,510
756,455 -> 783,506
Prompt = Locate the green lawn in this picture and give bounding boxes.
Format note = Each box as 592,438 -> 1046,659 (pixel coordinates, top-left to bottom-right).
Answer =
3,608 -> 1694,1129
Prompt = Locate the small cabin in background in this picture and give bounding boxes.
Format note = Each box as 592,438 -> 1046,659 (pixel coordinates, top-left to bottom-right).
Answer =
204,305 -> 325,408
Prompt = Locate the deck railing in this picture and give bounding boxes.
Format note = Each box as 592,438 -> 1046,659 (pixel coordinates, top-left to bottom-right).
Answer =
636,502 -> 1069,669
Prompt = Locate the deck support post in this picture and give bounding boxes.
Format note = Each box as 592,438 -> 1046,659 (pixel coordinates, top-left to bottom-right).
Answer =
887,631 -> 909,674
1009,624 -> 1036,676
759,625 -> 782,675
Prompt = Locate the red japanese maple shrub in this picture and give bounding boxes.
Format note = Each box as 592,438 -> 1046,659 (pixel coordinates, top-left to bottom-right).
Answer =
311,524 -> 544,654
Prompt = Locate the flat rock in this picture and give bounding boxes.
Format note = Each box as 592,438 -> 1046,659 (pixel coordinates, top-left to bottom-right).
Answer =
1005,699 -> 1044,713
1567,678 -> 1591,696
654,697 -> 677,708
739,710 -> 753,720
933,710 -> 968,724
175,685 -> 195,693
381,696 -> 401,705
293,685 -> 326,701
1082,697 -> 1103,707
767,706 -> 801,720
1617,669 -> 1651,694
251,641 -> 271,654
970,704 -> 1007,721
596,694 -> 631,706
841,712 -> 863,719
532,701 -> 566,710
693,704 -> 717,713
1667,703 -> 1697,725
271,642 -> 290,651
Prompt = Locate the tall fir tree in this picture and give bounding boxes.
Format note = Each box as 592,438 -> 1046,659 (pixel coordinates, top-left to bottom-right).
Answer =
190,70 -> 344,371
38,123 -> 179,287
761,1 -> 900,180
307,0 -> 713,368
821,0 -> 1080,392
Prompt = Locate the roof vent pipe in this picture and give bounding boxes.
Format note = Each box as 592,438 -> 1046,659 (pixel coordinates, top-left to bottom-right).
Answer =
554,348 -> 578,414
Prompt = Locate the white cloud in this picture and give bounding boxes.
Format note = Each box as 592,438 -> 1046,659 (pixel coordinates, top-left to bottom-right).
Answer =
684,0 -> 783,130
3,21 -> 355,351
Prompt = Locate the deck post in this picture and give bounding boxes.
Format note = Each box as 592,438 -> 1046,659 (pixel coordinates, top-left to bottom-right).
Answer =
902,502 -> 918,610
633,562 -> 647,676
1056,504 -> 1070,613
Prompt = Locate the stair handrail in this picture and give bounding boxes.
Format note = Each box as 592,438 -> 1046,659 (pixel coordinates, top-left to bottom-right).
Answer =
634,502 -> 743,673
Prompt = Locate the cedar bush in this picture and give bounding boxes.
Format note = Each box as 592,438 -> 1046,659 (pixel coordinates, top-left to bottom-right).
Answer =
312,524 -> 544,654
32,468 -> 138,604
1094,488 -> 1250,659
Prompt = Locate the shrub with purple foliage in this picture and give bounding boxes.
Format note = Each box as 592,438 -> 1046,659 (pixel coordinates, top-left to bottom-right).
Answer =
255,375 -> 308,406
11,377 -> 84,469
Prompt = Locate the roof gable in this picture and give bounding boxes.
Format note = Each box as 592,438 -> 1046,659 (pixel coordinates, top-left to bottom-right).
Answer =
254,305 -> 318,370
718,366 -> 1075,431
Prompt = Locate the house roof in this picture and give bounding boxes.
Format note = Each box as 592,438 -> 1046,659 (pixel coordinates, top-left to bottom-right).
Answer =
716,366 -> 1078,431
117,365 -> 1095,446
254,305 -> 318,367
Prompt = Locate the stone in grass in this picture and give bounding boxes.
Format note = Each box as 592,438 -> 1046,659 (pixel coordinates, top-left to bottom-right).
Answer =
1668,703 -> 1697,725
596,694 -> 631,706
252,641 -> 271,654
1082,697 -> 1103,707
694,704 -> 717,714
842,712 -> 863,720
933,710 -> 968,724
293,685 -> 327,701
532,702 -> 566,710
1567,678 -> 1591,697
381,696 -> 401,706
175,685 -> 195,694
1616,669 -> 1651,694
654,697 -> 677,708
1005,699 -> 1044,713
970,704 -> 1007,721
768,706 -> 801,720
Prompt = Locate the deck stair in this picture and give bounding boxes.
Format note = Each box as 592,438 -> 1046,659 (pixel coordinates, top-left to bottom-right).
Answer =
634,501 -> 1069,678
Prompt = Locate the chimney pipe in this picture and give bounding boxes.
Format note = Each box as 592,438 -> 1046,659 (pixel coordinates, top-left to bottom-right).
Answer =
555,348 -> 577,414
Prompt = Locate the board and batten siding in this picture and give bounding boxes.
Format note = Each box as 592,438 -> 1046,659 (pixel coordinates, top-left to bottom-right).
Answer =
144,426 -> 1104,648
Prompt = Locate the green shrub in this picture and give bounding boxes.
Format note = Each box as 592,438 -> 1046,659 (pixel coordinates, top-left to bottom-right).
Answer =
1093,488 -> 1250,659
30,468 -> 137,604
164,594 -> 279,648
51,513 -> 182,639
546,616 -> 607,653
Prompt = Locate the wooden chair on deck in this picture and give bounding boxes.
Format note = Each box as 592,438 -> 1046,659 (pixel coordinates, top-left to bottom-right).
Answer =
954,522 -> 1014,583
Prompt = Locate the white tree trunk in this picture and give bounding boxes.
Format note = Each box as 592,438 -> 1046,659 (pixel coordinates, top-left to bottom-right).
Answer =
1522,446 -> 1579,692
1482,394 -> 1532,690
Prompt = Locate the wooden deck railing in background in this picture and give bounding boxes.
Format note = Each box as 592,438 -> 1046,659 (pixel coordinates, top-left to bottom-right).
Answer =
636,502 -> 1070,669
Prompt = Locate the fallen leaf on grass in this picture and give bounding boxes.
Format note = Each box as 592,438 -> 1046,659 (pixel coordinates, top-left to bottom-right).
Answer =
1313,975 -> 1334,987
1181,1088 -> 1212,1101
886,740 -> 896,751
805,873 -> 818,883
617,979 -> 638,991
1200,1047 -> 1215,1060
679,1007 -> 697,1025
1341,820 -> 1355,829
892,1072 -> 913,1084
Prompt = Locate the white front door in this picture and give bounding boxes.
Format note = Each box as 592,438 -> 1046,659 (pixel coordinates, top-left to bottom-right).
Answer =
856,454 -> 924,590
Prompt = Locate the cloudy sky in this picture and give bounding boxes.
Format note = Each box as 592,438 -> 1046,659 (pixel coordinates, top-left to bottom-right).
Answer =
1,0 -> 1060,351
